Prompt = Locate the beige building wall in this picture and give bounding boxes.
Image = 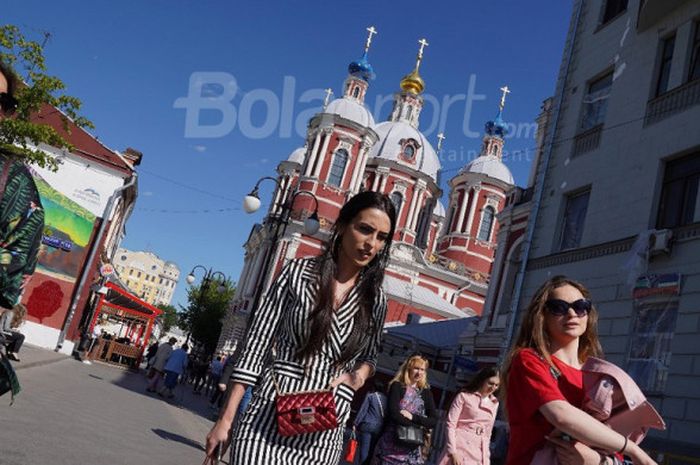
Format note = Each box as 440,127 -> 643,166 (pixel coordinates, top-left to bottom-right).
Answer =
114,248 -> 180,306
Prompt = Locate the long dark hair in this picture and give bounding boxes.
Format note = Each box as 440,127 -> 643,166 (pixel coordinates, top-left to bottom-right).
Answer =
461,366 -> 499,393
298,191 -> 396,366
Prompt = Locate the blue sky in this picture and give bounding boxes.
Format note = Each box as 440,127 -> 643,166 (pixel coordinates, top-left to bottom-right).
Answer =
6,1 -> 573,308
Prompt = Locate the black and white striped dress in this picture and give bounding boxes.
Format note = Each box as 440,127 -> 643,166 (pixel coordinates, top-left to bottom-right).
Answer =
230,257 -> 388,465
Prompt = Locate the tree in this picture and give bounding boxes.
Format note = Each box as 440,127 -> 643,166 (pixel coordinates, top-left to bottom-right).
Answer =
179,280 -> 235,355
0,25 -> 93,170
156,304 -> 179,334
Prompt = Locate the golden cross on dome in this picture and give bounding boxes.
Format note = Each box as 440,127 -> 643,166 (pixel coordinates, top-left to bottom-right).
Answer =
499,85 -> 511,111
437,132 -> 446,151
416,38 -> 429,69
323,88 -> 334,109
365,26 -> 378,52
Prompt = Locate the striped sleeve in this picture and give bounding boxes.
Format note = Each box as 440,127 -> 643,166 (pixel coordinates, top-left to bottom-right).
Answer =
230,259 -> 296,386
355,289 -> 387,373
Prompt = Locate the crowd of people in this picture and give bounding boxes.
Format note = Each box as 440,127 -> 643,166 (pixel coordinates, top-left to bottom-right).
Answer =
0,56 -> 662,465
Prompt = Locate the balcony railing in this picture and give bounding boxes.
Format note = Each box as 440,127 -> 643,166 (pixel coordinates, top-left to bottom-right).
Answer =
572,124 -> 603,156
644,78 -> 700,126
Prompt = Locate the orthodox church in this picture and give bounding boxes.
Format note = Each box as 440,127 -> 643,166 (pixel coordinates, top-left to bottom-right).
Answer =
218,28 -> 515,352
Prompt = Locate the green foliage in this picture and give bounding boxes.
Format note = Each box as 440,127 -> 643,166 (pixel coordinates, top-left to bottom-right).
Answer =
156,304 -> 179,334
0,25 -> 93,170
179,279 -> 235,355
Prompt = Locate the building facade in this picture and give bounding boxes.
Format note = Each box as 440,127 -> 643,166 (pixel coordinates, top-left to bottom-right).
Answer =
468,0 -> 700,459
218,31 -> 516,353
114,247 -> 180,306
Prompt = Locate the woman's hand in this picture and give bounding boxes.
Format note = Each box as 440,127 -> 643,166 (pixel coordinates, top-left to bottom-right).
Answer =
330,371 -> 365,391
450,453 -> 463,465
205,420 -> 232,458
546,436 -> 601,465
626,442 -> 658,465
400,409 -> 413,420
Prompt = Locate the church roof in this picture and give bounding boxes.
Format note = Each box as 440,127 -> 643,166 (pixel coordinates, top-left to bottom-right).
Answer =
325,97 -> 375,127
382,275 -> 467,319
462,155 -> 514,185
433,200 -> 446,218
287,146 -> 306,164
368,121 -> 440,181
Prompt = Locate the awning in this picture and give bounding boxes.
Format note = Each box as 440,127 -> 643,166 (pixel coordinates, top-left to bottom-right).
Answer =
101,282 -> 162,318
382,275 -> 470,319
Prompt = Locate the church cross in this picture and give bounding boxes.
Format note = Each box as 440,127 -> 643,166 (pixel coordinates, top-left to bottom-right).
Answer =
499,85 -> 511,110
365,26 -> 378,52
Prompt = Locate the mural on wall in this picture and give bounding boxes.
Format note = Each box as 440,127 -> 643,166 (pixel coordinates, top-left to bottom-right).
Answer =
18,153 -> 124,331
23,169 -> 97,325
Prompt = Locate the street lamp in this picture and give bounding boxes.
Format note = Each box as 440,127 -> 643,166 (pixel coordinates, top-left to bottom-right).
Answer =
243,177 -> 321,317
185,265 -> 228,344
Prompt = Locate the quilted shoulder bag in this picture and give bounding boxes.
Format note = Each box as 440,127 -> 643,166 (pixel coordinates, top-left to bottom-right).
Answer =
271,361 -> 339,437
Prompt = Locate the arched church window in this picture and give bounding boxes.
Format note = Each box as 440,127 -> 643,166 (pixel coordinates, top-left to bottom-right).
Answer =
477,206 -> 495,241
390,191 -> 404,219
328,149 -> 349,187
353,86 -> 360,98
406,105 -> 413,120
403,144 -> 415,160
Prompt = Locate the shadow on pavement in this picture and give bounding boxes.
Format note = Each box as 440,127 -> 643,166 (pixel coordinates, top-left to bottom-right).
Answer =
152,428 -> 206,452
106,365 -> 218,422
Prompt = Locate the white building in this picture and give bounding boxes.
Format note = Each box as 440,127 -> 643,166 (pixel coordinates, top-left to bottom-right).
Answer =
473,0 -> 700,459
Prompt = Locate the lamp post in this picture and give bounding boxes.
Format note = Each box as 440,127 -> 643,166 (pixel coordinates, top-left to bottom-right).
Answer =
185,265 -> 228,345
243,177 -> 320,318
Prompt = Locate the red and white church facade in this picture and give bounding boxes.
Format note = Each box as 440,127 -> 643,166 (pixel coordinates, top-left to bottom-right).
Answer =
218,31 -> 516,352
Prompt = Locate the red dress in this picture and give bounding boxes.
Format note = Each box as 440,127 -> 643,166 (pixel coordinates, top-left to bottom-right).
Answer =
505,348 -> 584,465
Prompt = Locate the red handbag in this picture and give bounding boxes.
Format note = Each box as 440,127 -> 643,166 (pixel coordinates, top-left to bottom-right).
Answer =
272,364 -> 339,436
344,429 -> 358,462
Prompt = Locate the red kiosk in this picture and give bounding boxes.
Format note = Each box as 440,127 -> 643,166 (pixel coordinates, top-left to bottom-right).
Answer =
88,282 -> 163,368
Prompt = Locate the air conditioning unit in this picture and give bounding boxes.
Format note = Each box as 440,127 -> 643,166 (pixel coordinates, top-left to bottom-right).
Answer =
649,229 -> 672,255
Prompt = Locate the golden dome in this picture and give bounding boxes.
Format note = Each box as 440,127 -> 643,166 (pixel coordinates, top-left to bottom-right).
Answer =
400,68 -> 425,95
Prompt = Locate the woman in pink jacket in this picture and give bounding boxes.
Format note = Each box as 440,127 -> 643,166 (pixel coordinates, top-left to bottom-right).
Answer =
437,367 -> 500,465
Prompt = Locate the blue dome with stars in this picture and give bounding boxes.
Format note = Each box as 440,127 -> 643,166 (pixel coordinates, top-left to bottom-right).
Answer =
485,110 -> 508,138
348,51 -> 375,81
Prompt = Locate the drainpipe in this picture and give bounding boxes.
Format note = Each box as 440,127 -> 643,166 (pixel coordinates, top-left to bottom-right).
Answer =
55,174 -> 137,351
499,0 -> 585,362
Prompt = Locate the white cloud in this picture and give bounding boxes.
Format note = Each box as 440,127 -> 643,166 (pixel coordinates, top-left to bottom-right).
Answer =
193,145 -> 207,153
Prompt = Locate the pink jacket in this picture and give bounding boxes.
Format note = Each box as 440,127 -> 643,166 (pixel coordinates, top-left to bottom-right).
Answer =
531,357 -> 665,465
437,391 -> 499,465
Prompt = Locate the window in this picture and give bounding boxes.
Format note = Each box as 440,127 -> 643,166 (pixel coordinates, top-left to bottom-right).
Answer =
390,191 -> 404,218
137,271 -> 142,278
406,106 -> 413,120
353,87 -> 360,98
129,269 -> 134,276
655,34 -> 676,97
403,145 -> 415,159
689,21 -> 700,82
120,255 -> 126,261
477,206 -> 495,241
327,149 -> 348,187
558,189 -> 590,251
657,152 -> 700,228
600,0 -> 627,25
581,72 -> 613,130
626,300 -> 679,393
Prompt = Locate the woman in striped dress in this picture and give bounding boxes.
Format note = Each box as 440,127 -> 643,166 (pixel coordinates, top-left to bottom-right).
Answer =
205,191 -> 397,465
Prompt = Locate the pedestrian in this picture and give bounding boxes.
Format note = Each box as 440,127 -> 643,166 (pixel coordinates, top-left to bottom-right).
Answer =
147,337 -> 176,392
0,60 -> 45,334
145,339 -> 159,373
372,354 -> 438,465
0,303 -> 27,362
208,355 -> 224,404
354,380 -> 388,465
501,275 -> 658,465
159,343 -> 189,399
204,191 -> 396,465
436,367 -> 500,465
192,356 -> 209,394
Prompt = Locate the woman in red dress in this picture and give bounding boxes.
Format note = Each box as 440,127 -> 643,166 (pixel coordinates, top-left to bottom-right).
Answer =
502,275 -> 657,465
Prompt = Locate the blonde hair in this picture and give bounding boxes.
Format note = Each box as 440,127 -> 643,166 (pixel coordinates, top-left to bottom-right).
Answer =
389,354 -> 430,390
11,303 -> 27,328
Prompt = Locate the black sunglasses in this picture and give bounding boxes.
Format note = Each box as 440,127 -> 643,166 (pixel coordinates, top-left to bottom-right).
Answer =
0,92 -> 18,114
545,298 -> 592,317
